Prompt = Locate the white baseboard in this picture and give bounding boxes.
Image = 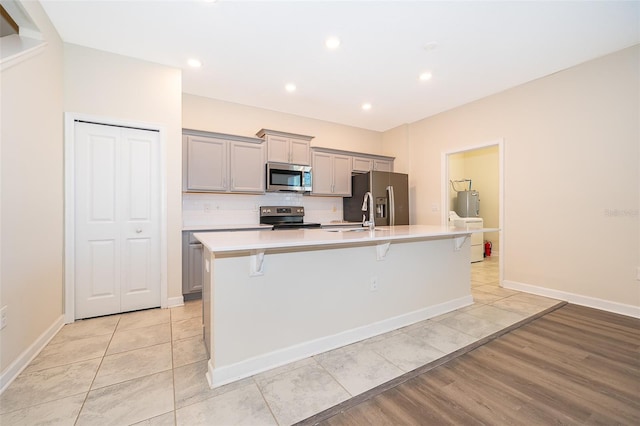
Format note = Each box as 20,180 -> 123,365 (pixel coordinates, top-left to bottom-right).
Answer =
0,315 -> 65,394
207,295 -> 473,388
166,296 -> 184,308
503,280 -> 640,319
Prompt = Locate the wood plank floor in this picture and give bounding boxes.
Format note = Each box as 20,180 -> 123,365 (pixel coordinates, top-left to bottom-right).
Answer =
306,304 -> 640,425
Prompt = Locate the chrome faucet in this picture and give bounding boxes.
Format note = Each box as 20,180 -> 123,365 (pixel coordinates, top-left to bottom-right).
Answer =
361,191 -> 375,230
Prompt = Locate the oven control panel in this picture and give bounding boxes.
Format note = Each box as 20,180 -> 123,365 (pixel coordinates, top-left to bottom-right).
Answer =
260,206 -> 304,217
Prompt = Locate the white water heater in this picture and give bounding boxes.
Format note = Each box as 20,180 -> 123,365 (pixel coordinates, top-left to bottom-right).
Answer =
456,190 -> 480,217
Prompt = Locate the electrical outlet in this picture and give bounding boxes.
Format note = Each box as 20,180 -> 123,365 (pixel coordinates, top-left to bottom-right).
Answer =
637,266 -> 640,281
0,306 -> 7,330
370,277 -> 379,292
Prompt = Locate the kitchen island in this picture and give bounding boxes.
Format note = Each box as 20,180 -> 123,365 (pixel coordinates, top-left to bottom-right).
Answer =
195,225 -> 489,388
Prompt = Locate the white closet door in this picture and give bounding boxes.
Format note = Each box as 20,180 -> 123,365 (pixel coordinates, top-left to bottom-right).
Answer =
74,122 -> 160,319
120,128 -> 161,312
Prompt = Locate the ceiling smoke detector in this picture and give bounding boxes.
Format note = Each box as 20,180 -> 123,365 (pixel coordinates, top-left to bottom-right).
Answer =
423,42 -> 438,52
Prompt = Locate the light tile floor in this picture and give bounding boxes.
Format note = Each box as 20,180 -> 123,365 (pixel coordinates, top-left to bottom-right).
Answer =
0,255 -> 561,425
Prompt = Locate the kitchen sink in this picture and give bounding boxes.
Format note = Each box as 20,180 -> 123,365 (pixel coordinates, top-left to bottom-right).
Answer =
324,227 -> 383,233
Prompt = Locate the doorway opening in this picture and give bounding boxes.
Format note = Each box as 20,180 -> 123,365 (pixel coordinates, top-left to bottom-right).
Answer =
442,139 -> 504,286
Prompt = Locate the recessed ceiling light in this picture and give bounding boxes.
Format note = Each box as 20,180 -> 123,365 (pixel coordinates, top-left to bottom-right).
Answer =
362,103 -> 372,111
325,37 -> 341,50
285,83 -> 296,93
187,58 -> 202,68
419,71 -> 433,81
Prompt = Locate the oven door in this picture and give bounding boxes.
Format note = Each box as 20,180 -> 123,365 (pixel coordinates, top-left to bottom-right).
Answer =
266,162 -> 312,192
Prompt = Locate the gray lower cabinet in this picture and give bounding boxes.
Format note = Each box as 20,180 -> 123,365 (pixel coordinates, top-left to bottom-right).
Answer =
182,227 -> 272,297
182,232 -> 203,296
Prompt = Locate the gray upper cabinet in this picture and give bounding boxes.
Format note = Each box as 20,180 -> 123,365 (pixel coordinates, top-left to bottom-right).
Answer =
352,155 -> 393,173
256,129 -> 313,165
183,130 -> 265,193
373,158 -> 392,172
229,141 -> 265,192
351,156 -> 374,173
184,135 -> 227,191
312,147 -> 394,196
311,150 -> 352,196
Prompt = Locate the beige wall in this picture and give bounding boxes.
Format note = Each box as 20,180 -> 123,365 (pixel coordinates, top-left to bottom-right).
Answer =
384,46 -> 639,309
183,94 -> 383,154
64,44 -> 183,300
1,1 -> 64,374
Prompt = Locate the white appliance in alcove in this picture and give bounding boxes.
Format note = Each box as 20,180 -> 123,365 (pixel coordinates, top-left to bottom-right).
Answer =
451,213 -> 484,262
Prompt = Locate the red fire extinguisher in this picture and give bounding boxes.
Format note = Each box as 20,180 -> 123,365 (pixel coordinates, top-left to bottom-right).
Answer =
484,241 -> 492,257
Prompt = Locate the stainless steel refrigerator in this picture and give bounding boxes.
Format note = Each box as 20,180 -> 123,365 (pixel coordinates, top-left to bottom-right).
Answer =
343,171 -> 409,226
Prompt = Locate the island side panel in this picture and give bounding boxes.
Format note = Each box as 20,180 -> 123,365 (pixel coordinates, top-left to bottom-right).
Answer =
208,237 -> 471,384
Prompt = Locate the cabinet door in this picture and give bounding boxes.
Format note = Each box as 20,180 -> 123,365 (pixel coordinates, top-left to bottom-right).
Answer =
229,141 -> 265,193
186,243 -> 203,293
332,155 -> 352,196
311,151 -> 334,195
352,156 -> 373,173
186,136 -> 227,191
289,138 -> 310,165
266,135 -> 290,163
181,232 -> 190,294
373,159 -> 392,172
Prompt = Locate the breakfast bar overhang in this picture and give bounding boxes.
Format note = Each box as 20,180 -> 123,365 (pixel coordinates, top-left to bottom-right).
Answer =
195,225 -> 493,388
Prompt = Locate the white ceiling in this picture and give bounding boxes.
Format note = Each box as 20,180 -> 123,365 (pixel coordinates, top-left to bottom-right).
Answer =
40,0 -> 639,132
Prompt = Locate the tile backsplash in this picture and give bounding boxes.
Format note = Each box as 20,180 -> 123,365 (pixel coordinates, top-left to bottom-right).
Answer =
182,192 -> 345,227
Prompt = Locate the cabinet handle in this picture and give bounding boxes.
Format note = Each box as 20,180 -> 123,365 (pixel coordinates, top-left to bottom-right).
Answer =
136,228 -> 142,233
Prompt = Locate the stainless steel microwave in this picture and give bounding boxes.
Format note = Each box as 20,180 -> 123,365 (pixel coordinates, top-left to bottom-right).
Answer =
266,162 -> 312,192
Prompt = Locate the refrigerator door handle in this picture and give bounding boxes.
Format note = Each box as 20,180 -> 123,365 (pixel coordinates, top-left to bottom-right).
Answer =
387,185 -> 395,226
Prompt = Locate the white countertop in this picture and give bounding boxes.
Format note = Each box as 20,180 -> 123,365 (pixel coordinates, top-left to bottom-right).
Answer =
183,222 -> 362,231
195,225 -> 497,253
183,224 -> 273,232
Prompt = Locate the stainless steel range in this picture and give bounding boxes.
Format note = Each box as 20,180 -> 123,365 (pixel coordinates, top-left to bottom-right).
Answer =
259,206 -> 321,230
